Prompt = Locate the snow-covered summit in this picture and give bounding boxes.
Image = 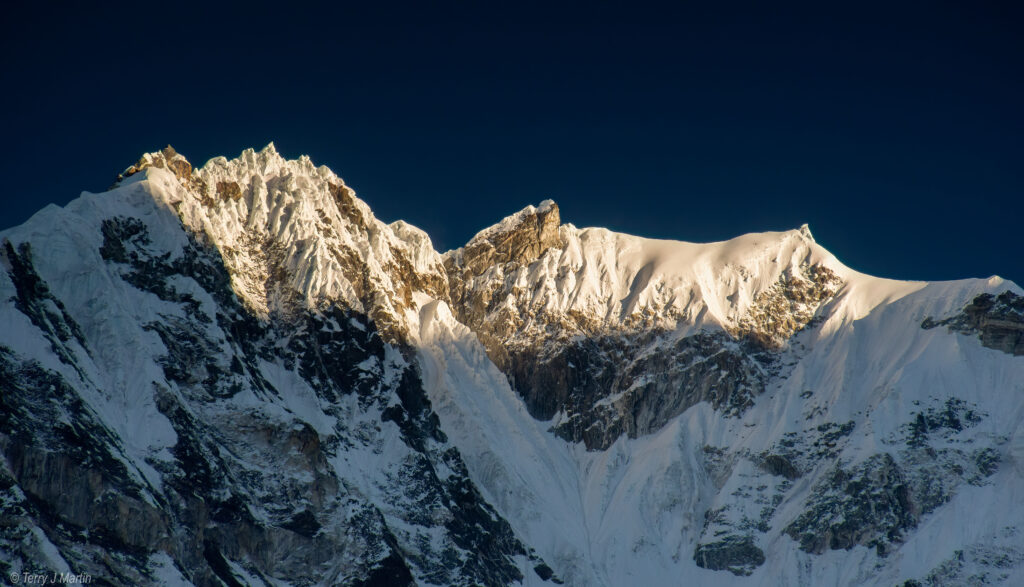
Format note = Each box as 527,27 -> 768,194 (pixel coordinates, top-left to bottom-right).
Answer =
104,147 -> 1021,355
111,144 -> 450,341
449,200 -> 847,345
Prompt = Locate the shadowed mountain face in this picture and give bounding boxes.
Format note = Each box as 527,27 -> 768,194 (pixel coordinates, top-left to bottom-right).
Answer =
0,217 -> 545,586
0,149 -> 553,586
2,146 -> 1023,586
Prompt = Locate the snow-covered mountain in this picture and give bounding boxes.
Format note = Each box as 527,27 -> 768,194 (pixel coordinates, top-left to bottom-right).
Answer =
1,144 -> 1022,586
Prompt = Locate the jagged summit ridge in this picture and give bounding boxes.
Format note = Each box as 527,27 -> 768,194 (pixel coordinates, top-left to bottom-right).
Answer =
445,201 -> 843,341
112,145 -> 850,350
111,144 -> 449,342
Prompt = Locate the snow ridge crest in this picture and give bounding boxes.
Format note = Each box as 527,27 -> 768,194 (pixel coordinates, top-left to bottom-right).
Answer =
112,144 -> 449,341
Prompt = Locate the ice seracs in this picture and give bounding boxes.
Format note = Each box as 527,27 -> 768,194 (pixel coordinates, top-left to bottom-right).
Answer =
119,143 -> 451,342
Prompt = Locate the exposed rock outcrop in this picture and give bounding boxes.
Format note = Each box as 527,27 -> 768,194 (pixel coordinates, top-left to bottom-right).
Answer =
510,330 -> 769,449
693,535 -> 766,576
449,199 -> 562,279
215,180 -> 242,202
115,145 -> 208,197
785,453 -> 916,556
732,264 -> 841,348
923,290 -> 1024,355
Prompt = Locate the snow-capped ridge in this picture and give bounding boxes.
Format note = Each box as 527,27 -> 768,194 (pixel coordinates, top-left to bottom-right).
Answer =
35,145 -> 1024,351
448,208 -> 845,343
112,147 -> 987,352
106,145 -> 450,342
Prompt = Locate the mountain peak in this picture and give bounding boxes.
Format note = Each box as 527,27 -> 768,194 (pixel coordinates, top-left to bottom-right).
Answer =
234,142 -> 285,168
799,223 -> 814,241
115,144 -> 194,186
466,200 -> 560,243
452,200 -> 562,275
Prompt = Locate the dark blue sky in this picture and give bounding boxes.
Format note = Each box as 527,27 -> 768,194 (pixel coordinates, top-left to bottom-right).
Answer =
2,2 -> 1021,283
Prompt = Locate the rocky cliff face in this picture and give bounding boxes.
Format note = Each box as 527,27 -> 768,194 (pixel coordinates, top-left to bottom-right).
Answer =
2,145 -> 1023,586
923,290 -> 1024,356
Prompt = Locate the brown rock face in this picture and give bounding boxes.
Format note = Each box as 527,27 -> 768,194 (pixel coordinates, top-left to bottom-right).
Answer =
113,145 -> 209,199
959,292 -> 1024,355
161,146 -> 193,182
119,145 -> 190,181
444,202 -> 566,359
732,265 -> 842,348
329,182 -> 368,231
215,180 -> 243,202
457,202 -> 562,276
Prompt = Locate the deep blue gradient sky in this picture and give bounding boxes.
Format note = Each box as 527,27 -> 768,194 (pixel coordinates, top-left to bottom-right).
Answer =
2,2 -> 1021,283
